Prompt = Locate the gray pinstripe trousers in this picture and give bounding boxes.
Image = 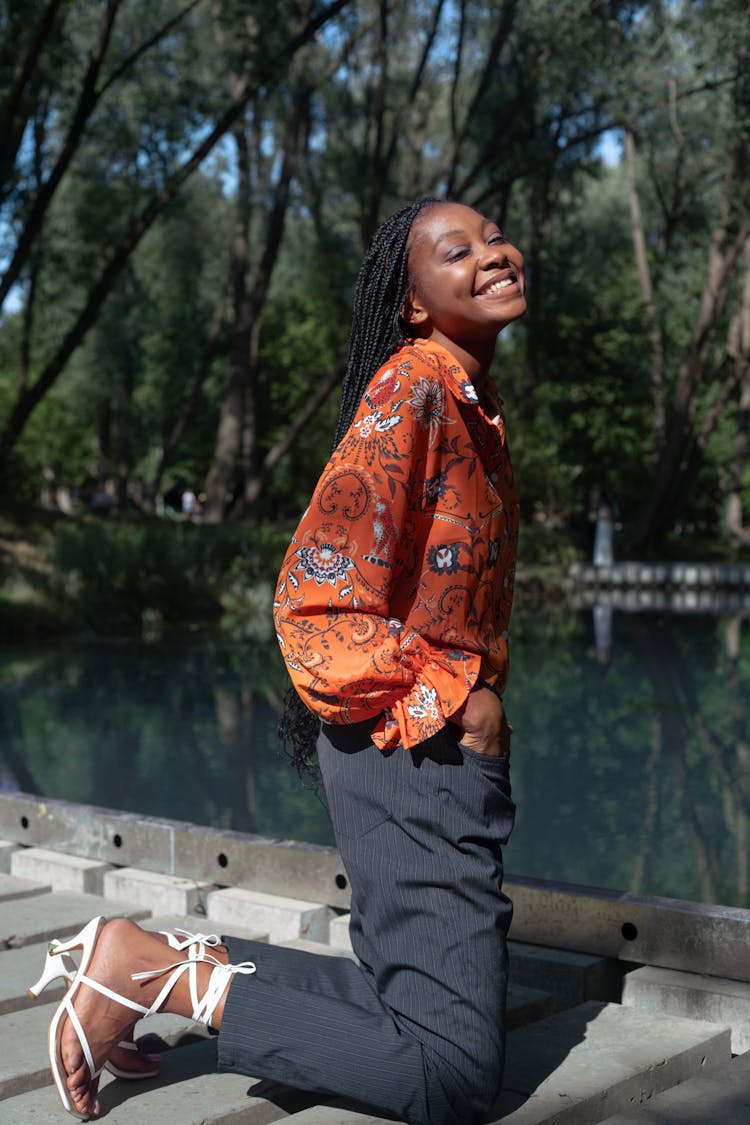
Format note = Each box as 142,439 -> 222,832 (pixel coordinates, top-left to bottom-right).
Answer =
217,720 -> 515,1125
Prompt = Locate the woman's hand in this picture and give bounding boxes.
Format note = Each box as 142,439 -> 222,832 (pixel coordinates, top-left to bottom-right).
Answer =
451,684 -> 512,758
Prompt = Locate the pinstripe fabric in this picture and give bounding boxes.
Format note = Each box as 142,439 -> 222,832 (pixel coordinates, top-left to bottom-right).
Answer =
217,721 -> 515,1125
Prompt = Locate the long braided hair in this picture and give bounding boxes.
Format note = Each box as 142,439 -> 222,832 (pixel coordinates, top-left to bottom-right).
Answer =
279,196 -> 443,775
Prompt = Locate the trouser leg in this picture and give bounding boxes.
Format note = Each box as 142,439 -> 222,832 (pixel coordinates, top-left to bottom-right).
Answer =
217,936 -> 432,1122
217,721 -> 515,1125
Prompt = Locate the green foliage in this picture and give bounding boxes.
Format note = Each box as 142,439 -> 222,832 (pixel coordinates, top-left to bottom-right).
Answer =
1,0 -> 749,552
49,518 -> 289,632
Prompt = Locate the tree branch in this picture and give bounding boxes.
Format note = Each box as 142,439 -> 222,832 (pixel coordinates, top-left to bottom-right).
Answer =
0,0 -> 65,195
0,0 -> 124,310
98,0 -> 204,99
0,0 -> 352,462
233,361 -> 345,513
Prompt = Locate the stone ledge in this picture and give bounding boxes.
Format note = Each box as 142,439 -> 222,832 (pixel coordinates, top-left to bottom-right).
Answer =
600,1047 -> 750,1124
207,887 -> 333,944
0,872 -> 51,904
491,1001 -> 731,1124
0,791 -> 351,909
622,964 -> 750,1053
103,867 -> 215,916
329,912 -> 352,950
11,846 -> 113,896
508,940 -> 624,1011
0,840 -> 18,873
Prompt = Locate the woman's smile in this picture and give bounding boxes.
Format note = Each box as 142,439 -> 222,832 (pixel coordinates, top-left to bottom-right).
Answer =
474,269 -> 522,298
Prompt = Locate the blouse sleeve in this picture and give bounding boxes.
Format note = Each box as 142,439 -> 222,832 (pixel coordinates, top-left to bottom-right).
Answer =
273,358 -> 479,751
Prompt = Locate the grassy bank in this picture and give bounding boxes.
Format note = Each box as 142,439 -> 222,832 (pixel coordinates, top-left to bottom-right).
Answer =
0,510 -> 289,641
3,508 -> 747,643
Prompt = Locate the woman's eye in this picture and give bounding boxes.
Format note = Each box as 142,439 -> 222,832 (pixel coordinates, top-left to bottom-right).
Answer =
488,234 -> 508,245
445,248 -> 469,262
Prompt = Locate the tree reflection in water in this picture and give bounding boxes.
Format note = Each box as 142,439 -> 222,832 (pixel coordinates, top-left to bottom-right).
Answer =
0,611 -> 748,907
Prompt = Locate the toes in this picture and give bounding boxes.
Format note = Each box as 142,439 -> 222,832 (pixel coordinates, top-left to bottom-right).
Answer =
66,1067 -> 100,1117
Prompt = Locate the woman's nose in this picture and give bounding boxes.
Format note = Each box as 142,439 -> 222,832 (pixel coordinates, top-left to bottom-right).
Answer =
479,245 -> 510,269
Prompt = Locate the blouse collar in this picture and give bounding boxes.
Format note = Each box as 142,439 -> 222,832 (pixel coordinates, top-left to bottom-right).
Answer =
407,338 -> 502,416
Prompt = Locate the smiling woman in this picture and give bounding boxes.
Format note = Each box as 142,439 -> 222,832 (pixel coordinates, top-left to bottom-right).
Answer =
33,199 -> 526,1125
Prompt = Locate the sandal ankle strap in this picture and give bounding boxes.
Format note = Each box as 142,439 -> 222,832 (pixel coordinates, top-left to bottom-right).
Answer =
132,954 -> 256,1027
162,928 -> 223,953
193,960 -> 256,1025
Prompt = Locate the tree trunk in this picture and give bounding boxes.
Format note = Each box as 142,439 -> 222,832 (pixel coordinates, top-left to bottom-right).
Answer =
727,238 -> 750,541
0,0 -> 66,202
150,277 -> 228,500
204,69 -> 310,521
230,361 -> 344,516
625,128 -> 665,457
0,78 -> 252,473
629,139 -> 748,553
202,115 -> 253,523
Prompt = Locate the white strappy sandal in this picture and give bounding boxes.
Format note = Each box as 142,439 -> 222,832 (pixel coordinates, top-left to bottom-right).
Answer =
28,926 -> 226,1082
39,917 -> 255,1121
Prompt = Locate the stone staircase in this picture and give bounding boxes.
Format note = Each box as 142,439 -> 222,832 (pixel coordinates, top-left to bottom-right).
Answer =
1,845 -> 748,1124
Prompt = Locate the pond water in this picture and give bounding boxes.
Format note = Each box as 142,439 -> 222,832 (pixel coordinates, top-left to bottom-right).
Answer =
1,605 -> 749,910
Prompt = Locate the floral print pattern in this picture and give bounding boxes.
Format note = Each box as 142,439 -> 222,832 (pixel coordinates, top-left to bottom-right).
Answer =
274,338 -> 519,752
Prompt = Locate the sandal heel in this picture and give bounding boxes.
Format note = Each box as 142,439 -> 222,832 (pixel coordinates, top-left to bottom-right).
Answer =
27,943 -> 74,999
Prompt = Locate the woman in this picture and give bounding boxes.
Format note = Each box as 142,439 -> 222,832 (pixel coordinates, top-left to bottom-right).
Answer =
35,198 -> 525,1125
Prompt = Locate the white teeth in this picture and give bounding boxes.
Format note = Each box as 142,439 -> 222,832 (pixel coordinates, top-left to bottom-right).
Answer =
481,278 -> 514,295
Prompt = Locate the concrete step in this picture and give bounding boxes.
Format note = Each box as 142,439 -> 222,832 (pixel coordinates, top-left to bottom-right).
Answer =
0,889 -> 150,950
0,840 -> 20,871
278,936 -> 358,960
144,912 -> 269,945
601,1048 -> 750,1124
207,886 -> 334,944
103,866 -> 216,915
0,1003 -> 56,1100
506,984 -> 555,1031
0,939 -> 71,1015
0,1038 -> 296,1123
508,939 -> 624,1010
0,914 -> 266,1019
281,1109 -> 388,1123
622,963 -> 750,1053
489,1000 -> 730,1125
2,999 -> 730,1124
0,990 -> 215,1102
11,845 -> 114,895
0,871 -> 51,903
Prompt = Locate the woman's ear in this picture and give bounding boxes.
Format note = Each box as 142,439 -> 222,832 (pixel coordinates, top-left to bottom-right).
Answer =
401,289 -> 429,327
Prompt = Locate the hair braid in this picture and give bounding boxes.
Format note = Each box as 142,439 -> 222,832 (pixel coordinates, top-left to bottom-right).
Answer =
279,196 -> 444,776
333,197 -> 442,448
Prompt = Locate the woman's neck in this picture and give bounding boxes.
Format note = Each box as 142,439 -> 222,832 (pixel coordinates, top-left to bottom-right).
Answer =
415,329 -> 496,385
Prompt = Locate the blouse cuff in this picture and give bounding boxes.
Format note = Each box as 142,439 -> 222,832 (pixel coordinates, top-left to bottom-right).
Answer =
371,639 -> 481,751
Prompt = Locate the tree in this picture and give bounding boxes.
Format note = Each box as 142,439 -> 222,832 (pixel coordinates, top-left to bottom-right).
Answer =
624,0 -> 750,550
0,0 -> 351,485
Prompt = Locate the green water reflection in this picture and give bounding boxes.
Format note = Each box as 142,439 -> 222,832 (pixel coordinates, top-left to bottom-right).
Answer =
1,609 -> 748,908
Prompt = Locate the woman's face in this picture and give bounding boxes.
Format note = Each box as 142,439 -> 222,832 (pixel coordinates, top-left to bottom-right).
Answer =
404,202 -> 526,349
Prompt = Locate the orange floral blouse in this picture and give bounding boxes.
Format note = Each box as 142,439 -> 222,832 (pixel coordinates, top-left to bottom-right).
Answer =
274,337 -> 519,752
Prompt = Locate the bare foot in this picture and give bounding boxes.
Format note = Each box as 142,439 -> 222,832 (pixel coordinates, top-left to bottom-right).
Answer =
58,919 -> 141,1116
57,919 -> 226,1117
104,930 -> 227,1079
56,918 -> 231,1117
